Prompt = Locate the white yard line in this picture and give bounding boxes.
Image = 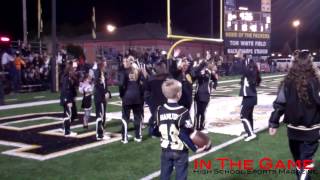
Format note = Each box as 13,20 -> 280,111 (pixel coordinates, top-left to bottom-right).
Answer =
0,74 -> 285,111
33,96 -> 45,99
0,93 -> 119,110
218,74 -> 284,84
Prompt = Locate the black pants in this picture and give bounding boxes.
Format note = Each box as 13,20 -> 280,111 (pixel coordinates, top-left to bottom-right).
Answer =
194,100 -> 209,131
148,102 -> 157,136
63,103 -> 72,135
71,100 -> 78,122
289,139 -> 319,180
240,104 -> 255,136
121,104 -> 142,141
95,101 -> 107,138
160,149 -> 188,180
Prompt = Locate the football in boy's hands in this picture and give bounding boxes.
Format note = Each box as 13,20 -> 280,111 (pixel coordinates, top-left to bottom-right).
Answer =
190,131 -> 211,150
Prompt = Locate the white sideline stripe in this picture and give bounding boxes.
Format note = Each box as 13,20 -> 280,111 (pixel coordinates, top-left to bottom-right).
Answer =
0,92 -> 120,110
0,74 -> 284,111
140,125 -> 269,180
33,96 -> 45,99
218,74 -> 284,84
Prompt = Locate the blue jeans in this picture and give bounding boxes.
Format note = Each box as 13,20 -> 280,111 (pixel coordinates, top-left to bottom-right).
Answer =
160,149 -> 189,180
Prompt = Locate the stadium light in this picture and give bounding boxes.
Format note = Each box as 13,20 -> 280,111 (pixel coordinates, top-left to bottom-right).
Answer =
313,52 -> 317,56
278,53 -> 282,57
106,24 -> 116,33
292,20 -> 300,28
292,20 -> 300,50
271,53 -> 275,57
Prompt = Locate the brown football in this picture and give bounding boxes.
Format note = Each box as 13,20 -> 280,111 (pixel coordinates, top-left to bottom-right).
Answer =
190,131 -> 211,149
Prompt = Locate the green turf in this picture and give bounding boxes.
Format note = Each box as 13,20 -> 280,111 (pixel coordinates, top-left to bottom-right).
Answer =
0,129 -> 233,180
0,103 -> 121,118
7,119 -> 58,128
4,86 -> 120,105
5,91 -> 60,105
1,125 -> 318,180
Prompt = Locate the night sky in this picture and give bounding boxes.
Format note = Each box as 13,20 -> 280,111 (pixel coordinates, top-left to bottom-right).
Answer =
0,0 -> 319,51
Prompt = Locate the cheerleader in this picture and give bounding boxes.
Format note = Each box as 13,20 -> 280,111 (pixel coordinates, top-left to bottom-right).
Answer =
79,73 -> 93,129
169,56 -> 193,110
144,62 -> 169,136
60,62 -> 77,136
194,61 -> 218,131
239,54 -> 261,141
94,60 -> 111,141
118,56 -> 144,144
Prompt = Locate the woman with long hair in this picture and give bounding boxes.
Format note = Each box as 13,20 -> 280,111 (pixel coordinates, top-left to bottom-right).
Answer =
60,61 -> 78,136
118,56 -> 144,144
94,60 -> 111,140
194,61 -> 218,131
269,50 -> 320,180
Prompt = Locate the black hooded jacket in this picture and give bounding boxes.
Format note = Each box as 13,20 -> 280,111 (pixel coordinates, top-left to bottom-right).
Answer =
269,77 -> 320,141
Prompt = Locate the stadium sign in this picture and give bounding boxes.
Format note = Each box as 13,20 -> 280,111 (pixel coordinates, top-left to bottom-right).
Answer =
224,0 -> 271,55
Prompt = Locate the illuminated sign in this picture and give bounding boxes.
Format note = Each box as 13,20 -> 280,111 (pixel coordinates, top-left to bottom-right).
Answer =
224,0 -> 271,55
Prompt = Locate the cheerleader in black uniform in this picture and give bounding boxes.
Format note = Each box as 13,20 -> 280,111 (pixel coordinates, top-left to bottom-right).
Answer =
60,62 -> 77,136
94,60 -> 111,141
169,57 -> 194,110
145,62 -> 169,136
118,56 -> 144,144
79,73 -> 93,128
239,55 -> 261,141
194,61 -> 218,131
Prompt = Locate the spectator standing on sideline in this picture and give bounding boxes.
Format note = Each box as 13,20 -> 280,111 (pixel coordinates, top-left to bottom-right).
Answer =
13,51 -> 26,92
269,50 -> 320,180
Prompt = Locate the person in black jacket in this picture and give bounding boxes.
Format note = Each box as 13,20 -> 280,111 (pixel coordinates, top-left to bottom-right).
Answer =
269,50 -> 320,180
60,62 -> 78,136
94,60 -> 111,141
118,56 -> 144,144
194,61 -> 218,131
169,56 -> 194,110
145,61 -> 170,136
239,54 -> 261,141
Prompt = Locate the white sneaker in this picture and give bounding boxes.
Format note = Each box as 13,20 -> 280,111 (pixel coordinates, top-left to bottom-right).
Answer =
134,138 -> 142,143
244,134 -> 257,142
127,134 -> 133,139
121,140 -> 128,144
65,132 -> 77,137
96,135 -> 111,141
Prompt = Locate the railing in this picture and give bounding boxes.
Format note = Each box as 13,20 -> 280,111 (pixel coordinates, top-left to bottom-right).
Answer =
11,40 -> 47,54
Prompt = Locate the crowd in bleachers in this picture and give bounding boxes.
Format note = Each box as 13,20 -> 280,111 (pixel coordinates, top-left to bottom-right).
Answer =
1,44 -> 52,93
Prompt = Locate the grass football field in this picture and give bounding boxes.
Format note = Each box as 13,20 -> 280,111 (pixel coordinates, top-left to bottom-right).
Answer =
1,73 -> 319,180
